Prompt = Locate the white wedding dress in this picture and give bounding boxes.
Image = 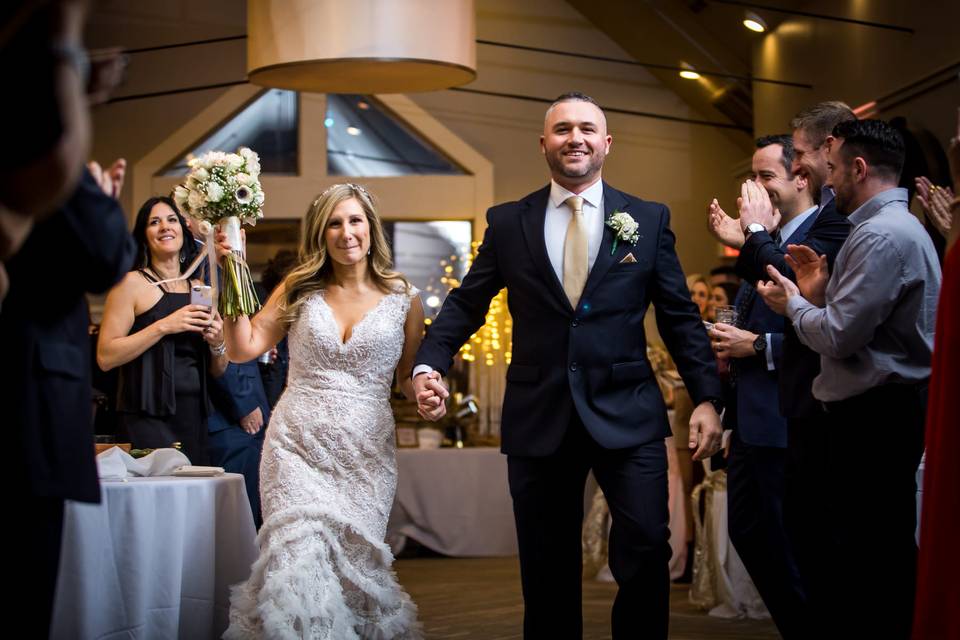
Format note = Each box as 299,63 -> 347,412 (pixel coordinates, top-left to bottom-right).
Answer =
225,288 -> 422,640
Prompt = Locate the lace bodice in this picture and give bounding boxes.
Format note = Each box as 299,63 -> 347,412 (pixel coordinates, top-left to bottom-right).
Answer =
285,288 -> 414,400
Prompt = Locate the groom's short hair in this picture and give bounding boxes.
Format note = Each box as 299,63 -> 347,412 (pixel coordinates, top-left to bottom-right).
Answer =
550,91 -> 599,109
545,92 -> 603,124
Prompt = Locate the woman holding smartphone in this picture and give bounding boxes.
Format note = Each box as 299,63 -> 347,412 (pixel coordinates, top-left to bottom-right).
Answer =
97,196 -> 227,464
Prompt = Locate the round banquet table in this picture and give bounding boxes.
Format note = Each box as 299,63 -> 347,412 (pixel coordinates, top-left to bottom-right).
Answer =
51,474 -> 258,640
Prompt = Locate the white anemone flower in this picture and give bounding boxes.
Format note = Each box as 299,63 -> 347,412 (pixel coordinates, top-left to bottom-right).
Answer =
235,186 -> 254,205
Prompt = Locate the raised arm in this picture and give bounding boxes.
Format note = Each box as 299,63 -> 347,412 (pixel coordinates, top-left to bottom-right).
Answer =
223,284 -> 288,363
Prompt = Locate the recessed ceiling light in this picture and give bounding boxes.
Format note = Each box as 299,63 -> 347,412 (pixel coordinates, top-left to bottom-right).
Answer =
743,11 -> 767,32
346,126 -> 362,136
357,101 -> 370,110
679,62 -> 700,80
324,117 -> 334,127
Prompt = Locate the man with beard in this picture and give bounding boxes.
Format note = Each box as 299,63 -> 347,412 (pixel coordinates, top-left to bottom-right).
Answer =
413,92 -> 723,639
708,101 -> 854,626
707,134 -> 815,638
759,118 -> 940,639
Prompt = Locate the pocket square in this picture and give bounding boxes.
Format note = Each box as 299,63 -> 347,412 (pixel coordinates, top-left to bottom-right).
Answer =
619,253 -> 637,264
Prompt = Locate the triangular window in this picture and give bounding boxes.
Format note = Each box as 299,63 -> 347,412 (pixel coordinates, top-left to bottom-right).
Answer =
326,94 -> 466,176
162,89 -> 298,176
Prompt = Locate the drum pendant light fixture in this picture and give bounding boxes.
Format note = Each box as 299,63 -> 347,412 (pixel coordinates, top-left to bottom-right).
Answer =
247,0 -> 477,93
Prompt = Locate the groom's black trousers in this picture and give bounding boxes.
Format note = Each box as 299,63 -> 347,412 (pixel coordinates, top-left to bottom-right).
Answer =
507,415 -> 670,640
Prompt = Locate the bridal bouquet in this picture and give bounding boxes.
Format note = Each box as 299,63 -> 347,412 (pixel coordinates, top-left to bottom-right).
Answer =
174,147 -> 264,318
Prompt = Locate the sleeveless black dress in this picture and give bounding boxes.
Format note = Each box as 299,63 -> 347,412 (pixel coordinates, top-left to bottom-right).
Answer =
116,270 -> 210,465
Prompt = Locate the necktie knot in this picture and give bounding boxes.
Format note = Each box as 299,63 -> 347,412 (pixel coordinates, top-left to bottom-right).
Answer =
565,195 -> 584,216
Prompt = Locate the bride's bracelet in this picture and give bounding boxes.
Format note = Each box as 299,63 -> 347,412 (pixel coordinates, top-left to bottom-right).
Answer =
210,341 -> 227,357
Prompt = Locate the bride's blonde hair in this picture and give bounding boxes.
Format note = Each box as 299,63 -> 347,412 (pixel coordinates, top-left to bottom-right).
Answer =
280,183 -> 410,326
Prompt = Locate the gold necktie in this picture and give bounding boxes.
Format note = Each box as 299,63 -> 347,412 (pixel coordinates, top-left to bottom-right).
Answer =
562,195 -> 588,308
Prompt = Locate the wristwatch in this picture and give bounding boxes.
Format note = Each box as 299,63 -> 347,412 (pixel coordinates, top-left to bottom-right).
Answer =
744,223 -> 766,237
752,334 -> 767,355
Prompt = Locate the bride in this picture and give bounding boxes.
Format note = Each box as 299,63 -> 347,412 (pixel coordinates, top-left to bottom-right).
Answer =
220,183 -> 426,639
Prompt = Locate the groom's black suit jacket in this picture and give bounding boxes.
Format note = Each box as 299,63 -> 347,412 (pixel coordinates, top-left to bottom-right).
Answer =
416,182 -> 721,456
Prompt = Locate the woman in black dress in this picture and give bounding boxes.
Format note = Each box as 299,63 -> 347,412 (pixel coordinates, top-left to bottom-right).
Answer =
97,196 -> 227,464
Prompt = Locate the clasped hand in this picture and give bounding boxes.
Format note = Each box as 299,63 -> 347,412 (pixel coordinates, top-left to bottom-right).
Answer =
413,371 -> 449,421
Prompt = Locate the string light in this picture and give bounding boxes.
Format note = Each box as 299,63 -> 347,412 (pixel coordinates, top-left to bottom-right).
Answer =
424,238 -> 512,365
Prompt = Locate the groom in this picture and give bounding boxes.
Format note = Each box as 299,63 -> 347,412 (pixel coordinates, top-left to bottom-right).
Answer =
413,92 -> 722,639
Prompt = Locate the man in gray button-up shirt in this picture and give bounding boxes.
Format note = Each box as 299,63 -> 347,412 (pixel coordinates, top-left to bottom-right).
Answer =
758,119 -> 940,639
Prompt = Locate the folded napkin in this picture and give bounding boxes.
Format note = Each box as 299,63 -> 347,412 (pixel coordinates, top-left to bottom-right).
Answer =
173,466 -> 225,477
96,447 -> 202,479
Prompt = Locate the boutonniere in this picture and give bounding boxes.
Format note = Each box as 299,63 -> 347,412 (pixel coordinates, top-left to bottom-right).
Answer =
605,211 -> 639,255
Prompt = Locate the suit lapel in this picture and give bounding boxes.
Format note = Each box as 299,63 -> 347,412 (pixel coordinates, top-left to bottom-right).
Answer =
580,183 -> 630,302
519,185 -> 572,312
784,208 -> 818,246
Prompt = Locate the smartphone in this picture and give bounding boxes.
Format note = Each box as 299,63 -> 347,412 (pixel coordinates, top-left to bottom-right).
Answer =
190,284 -> 212,309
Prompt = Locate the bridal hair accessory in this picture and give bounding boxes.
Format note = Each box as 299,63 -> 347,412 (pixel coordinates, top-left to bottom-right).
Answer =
316,182 -> 375,205
167,147 -> 265,318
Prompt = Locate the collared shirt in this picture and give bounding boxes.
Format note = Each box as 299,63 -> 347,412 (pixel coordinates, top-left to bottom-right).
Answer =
817,185 -> 834,213
786,188 -> 941,402
544,178 -> 605,282
414,178 -> 606,381
779,205 -> 818,246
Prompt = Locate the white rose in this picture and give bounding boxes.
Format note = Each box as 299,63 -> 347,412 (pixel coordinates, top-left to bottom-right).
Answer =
193,167 -> 209,182
206,181 -> 224,202
245,156 -> 261,178
235,172 -> 251,186
254,190 -> 265,206
188,189 -> 206,211
173,185 -> 189,205
227,154 -> 244,171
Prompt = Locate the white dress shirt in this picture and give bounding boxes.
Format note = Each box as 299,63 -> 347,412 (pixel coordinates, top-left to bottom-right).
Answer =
414,178 -> 606,380
544,178 -> 605,283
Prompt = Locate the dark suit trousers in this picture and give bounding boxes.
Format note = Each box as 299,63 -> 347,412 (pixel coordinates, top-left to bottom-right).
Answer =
208,426 -> 265,529
819,383 -> 926,640
784,411 -> 833,630
507,416 -> 670,640
727,430 -> 807,639
12,493 -> 64,637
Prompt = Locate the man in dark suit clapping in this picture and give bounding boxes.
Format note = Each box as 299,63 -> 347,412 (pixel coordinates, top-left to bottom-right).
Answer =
412,92 -> 723,639
2,161 -> 135,635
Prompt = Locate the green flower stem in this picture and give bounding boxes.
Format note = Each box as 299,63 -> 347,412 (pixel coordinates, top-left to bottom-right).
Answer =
218,251 -> 261,319
610,237 -> 619,255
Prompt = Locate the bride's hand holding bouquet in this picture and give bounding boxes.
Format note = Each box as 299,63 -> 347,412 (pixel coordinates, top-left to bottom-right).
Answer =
173,147 -> 264,319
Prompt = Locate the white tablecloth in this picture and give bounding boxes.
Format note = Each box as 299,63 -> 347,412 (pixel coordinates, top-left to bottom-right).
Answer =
52,474 -> 258,640
388,447 -> 517,557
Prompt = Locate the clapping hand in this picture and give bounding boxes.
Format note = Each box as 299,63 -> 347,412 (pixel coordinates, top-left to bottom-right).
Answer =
784,243 -> 828,307
87,158 -> 126,199
738,179 -> 781,233
707,198 -> 745,248
915,176 -> 954,238
414,371 -> 448,421
757,265 -> 801,316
